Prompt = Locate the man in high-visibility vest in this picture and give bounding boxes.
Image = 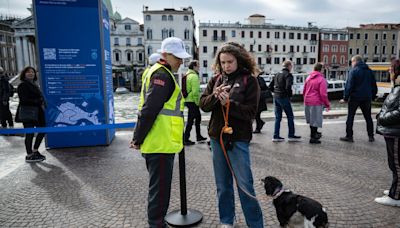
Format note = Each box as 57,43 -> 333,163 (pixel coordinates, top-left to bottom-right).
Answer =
130,37 -> 191,228
141,53 -> 161,84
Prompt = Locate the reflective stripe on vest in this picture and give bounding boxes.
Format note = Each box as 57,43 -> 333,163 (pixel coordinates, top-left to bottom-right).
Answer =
138,63 -> 185,153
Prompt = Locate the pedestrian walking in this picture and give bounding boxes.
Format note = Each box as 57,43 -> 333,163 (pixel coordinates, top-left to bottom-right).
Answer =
200,42 -> 264,228
253,69 -> 270,134
269,60 -> 301,142
0,66 -> 14,129
183,60 -> 207,145
303,63 -> 330,144
374,59 -> 400,207
340,55 -> 377,142
15,66 -> 46,162
130,37 -> 191,228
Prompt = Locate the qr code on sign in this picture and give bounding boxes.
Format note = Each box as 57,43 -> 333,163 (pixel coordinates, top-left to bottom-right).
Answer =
43,48 -> 56,60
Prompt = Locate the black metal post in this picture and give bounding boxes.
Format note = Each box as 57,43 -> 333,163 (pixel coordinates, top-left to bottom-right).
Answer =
165,148 -> 203,227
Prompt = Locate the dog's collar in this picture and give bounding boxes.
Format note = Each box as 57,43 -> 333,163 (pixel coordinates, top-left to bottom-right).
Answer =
272,188 -> 290,199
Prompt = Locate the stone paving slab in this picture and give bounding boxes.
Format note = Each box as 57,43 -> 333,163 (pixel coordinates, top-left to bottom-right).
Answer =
1,116 -> 400,227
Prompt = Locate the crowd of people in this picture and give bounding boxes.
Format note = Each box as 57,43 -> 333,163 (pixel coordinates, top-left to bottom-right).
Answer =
1,37 -> 400,227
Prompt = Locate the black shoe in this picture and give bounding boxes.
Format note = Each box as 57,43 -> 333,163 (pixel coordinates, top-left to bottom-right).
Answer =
184,140 -> 195,146
369,136 -> 375,142
340,136 -> 354,142
288,135 -> 302,142
25,152 -> 45,163
253,129 -> 261,134
309,138 -> 321,144
196,136 -> 207,142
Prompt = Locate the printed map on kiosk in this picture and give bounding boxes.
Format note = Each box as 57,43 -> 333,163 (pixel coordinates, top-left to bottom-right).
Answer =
54,102 -> 100,126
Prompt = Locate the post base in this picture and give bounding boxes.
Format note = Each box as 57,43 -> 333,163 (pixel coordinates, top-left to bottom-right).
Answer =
165,209 -> 203,227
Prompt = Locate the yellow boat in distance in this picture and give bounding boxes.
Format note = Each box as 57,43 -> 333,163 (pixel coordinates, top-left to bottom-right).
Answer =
366,62 -> 393,99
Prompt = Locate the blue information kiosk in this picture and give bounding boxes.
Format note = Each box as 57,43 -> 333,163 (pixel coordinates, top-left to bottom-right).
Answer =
33,0 -> 115,148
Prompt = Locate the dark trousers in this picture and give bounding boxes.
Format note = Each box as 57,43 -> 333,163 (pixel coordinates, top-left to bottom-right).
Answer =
23,119 -> 46,155
0,102 -> 13,128
273,97 -> 295,138
184,102 -> 202,141
142,153 -> 175,228
384,137 -> 400,200
346,100 -> 374,137
254,110 -> 265,130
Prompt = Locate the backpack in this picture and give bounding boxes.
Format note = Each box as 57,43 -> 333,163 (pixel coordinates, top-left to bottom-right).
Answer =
181,73 -> 188,98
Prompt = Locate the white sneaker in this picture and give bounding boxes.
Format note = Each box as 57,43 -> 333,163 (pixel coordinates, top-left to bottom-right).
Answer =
374,195 -> 400,207
383,190 -> 389,196
220,224 -> 234,228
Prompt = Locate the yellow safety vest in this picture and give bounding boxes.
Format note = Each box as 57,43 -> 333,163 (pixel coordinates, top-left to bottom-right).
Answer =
138,63 -> 185,154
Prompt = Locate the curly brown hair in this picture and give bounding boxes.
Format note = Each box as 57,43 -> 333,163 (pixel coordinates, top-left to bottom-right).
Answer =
213,42 -> 257,76
19,66 -> 38,81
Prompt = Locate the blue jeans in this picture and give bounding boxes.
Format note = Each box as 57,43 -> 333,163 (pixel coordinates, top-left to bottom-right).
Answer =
273,97 -> 295,138
210,139 -> 264,227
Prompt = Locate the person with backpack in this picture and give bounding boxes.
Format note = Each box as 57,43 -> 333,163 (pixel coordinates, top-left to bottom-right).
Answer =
0,66 -> 14,129
183,60 -> 207,145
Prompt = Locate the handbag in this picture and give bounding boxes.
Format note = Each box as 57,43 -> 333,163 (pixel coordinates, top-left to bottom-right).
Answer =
18,106 -> 39,122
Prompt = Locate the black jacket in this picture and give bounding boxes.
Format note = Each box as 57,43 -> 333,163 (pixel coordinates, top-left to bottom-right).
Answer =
0,74 -> 12,102
15,80 -> 46,123
200,69 -> 259,142
133,61 -> 175,145
344,62 -> 377,101
257,76 -> 269,111
376,86 -> 400,137
269,68 -> 293,98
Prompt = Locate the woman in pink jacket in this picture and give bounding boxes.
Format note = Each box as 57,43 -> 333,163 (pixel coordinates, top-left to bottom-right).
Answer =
303,63 -> 330,144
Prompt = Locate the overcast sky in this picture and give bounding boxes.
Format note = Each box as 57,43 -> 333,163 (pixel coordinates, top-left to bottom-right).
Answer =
1,0 -> 399,28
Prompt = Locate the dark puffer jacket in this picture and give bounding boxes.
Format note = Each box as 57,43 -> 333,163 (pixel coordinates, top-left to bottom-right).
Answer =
376,86 -> 400,137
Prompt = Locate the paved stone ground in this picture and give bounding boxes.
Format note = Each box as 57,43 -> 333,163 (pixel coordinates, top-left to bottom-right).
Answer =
1,116 -> 400,227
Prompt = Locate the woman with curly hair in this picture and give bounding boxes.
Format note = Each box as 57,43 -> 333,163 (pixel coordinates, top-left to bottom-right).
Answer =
200,42 -> 264,227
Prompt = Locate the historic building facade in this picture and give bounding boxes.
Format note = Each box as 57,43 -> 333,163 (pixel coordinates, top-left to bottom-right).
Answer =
0,18 -> 18,76
319,28 -> 349,80
198,15 -> 319,80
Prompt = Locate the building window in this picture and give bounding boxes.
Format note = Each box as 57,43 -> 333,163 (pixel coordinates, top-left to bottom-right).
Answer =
303,46 -> 306,53
392,46 -> 395,55
162,15 -> 167,21
258,45 -> 262,52
393,34 -> 396,40
241,31 -> 245,38
258,57 -> 262,65
274,45 -> 278,52
114,51 -> 120,62
310,58 -> 316,64
125,24 -> 131,30
213,30 -> 218,41
148,46 -> 153,55
340,45 -> 346,53
266,31 -> 270,38
375,33 -> 379,39
356,33 -> 360,39
304,33 -> 308,40
323,45 -> 329,52
127,51 -> 132,62
232,30 -> 236,37
350,33 -> 353,39
184,29 -> 190,40
340,34 -> 346,40
145,15 -> 151,21
311,34 -> 317,40
250,45 -> 254,52
296,45 -> 300,52
283,45 -> 286,52
168,15 -> 173,21
138,52 -> 143,62
356,48 -> 360,54
203,46 -> 207,53
266,57 -> 271,64
266,45 -> 271,52
138,38 -> 142,45
364,45 -> 368,54
332,55 -> 337,64
203,60 -> 208,67
289,32 -> 294,39
274,57 -> 280,64
114,37 -> 119,45
258,31 -> 262,38
283,32 -> 286,39
303,58 -> 307,64
332,45 -> 338,52
275,32 -> 280,39
296,58 -> 301,65
126,37 -> 131,46
250,31 -> 253,38
382,46 -> 386,55
297,33 -> 301,40
169,29 -> 174,37
323,34 -> 330,40
383,33 -> 387,40
364,33 -> 368,40
221,30 -> 226,41
349,48 -> 353,55
184,15 -> 189,21
374,46 -> 378,54
332,34 -> 338,40
340,56 -> 345,64
162,28 -> 168,39
146,29 -> 153,39
203,30 -> 207,37
213,46 -> 218,56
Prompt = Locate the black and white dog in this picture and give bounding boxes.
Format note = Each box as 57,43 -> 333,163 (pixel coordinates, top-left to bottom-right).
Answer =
261,176 -> 329,228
